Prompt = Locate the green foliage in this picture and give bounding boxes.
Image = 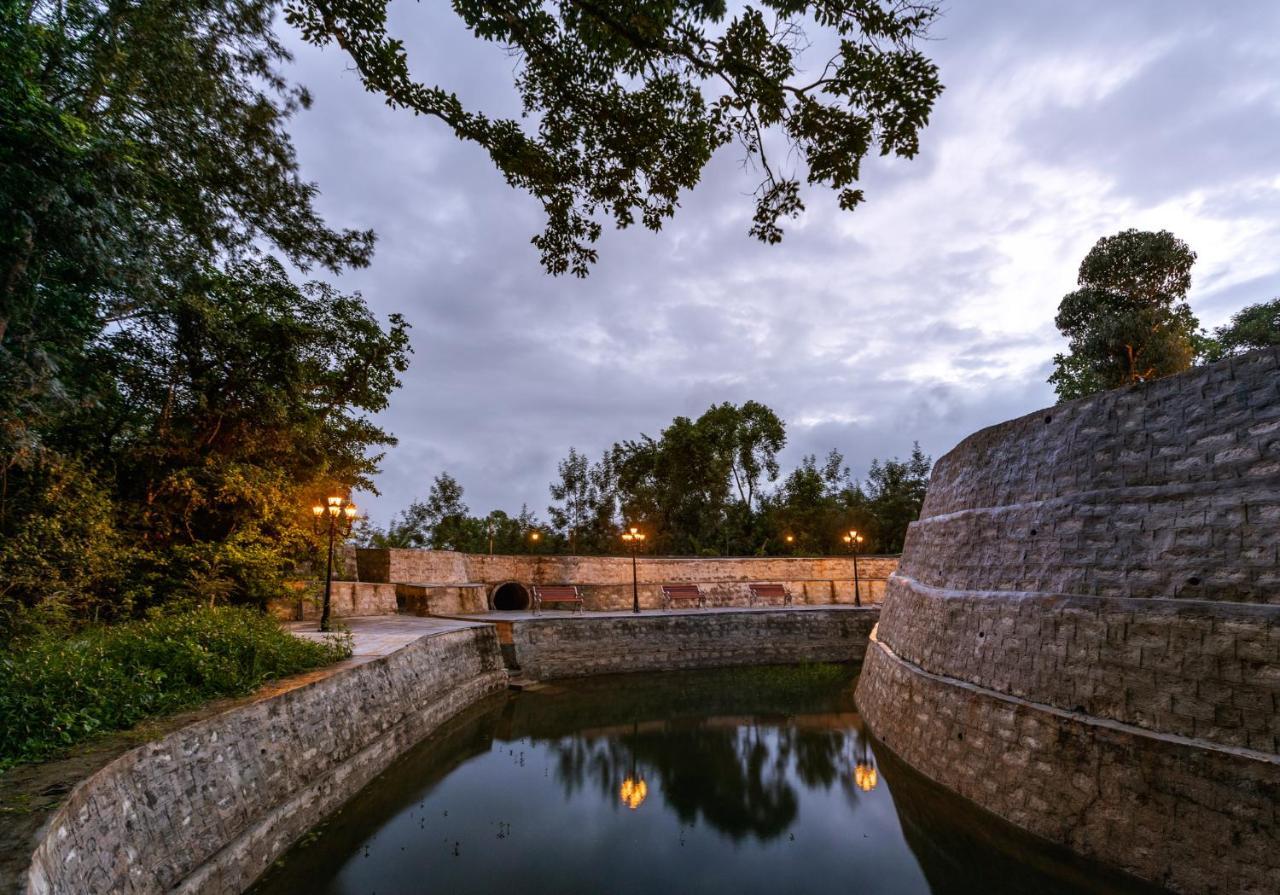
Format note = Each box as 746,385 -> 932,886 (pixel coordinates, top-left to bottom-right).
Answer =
378,406 -> 928,557
611,401 -> 786,554
1049,229 -> 1201,401
0,607 -> 351,768
286,0 -> 944,275
1,4 -> 409,621
1204,298 -> 1280,360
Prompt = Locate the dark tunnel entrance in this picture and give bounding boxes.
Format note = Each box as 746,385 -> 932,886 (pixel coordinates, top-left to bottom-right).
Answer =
492,582 -> 530,611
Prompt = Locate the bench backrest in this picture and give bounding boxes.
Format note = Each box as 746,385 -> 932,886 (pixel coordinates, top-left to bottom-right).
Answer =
662,584 -> 702,598
534,585 -> 580,599
749,583 -> 788,597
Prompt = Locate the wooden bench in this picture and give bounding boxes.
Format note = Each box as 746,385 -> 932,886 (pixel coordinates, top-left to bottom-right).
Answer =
661,584 -> 705,610
748,583 -> 791,607
531,584 -> 584,614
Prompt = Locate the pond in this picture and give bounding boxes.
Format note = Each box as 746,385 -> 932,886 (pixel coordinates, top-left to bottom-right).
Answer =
250,665 -> 1162,895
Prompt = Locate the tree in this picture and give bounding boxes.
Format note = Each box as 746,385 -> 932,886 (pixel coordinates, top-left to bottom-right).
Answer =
286,0 -> 944,275
1,3 -> 403,621
1204,298 -> 1280,359
1049,229 -> 1201,401
548,447 -> 594,553
611,401 -> 785,554
763,449 -> 854,554
862,442 -> 931,553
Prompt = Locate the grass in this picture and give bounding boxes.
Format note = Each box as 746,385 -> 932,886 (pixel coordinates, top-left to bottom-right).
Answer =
0,606 -> 351,770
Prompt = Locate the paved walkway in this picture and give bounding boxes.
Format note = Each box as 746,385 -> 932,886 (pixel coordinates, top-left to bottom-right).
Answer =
286,615 -> 485,659
440,603 -> 879,623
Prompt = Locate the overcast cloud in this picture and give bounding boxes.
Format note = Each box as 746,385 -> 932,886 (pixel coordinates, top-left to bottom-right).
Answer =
281,1 -> 1280,525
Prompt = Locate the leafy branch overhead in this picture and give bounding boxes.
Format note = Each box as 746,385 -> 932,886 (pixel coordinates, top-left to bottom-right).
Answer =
286,0 -> 944,275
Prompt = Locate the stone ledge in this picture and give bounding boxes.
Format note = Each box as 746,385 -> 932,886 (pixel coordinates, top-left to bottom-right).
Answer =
857,632 -> 1280,895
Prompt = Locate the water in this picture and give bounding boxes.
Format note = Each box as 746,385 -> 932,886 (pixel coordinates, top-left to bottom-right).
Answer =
251,665 -> 1162,895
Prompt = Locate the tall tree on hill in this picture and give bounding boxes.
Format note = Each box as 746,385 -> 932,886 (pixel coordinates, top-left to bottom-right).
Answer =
286,0 -> 945,275
1049,229 -> 1201,401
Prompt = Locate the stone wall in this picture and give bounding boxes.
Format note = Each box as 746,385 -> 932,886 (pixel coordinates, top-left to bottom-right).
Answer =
268,581 -> 398,621
356,550 -> 897,610
856,349 -> 1280,894
23,626 -> 507,895
511,607 -> 877,680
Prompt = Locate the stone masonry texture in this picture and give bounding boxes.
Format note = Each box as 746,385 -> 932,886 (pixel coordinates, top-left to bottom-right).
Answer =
22,626 -> 507,895
512,607 -> 877,680
355,550 -> 897,611
857,349 -> 1280,894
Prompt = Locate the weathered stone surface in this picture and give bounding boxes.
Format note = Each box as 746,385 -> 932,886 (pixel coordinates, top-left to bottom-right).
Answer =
857,349 -> 1280,894
22,625 -> 507,895
267,581 -> 398,621
511,607 -> 877,680
356,550 -> 897,610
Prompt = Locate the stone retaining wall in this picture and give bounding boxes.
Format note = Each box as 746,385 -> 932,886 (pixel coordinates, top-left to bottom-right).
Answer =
858,635 -> 1279,895
857,349 -> 1280,893
23,626 -> 507,895
356,550 -> 897,610
268,581 -> 398,621
512,608 -> 877,680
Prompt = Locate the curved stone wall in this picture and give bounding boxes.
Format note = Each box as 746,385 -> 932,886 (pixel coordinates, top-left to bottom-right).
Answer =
22,625 -> 507,895
857,349 -> 1280,894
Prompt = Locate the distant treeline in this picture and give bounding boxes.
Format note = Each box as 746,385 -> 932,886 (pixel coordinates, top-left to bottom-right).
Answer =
363,401 -> 931,557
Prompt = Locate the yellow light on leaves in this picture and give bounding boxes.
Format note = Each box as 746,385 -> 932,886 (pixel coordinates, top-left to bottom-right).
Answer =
619,775 -> 648,810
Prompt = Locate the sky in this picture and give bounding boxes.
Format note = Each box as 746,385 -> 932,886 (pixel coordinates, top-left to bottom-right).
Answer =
280,1 -> 1280,526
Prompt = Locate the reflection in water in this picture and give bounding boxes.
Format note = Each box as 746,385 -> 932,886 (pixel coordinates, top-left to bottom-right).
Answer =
251,665 -> 1164,895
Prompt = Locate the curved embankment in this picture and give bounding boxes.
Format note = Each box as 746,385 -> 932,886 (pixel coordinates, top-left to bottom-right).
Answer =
18,608 -> 875,894
856,349 -> 1280,894
21,622 -> 507,895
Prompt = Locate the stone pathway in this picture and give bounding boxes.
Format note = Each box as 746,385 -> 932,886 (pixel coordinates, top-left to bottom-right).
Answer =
286,614 -> 484,659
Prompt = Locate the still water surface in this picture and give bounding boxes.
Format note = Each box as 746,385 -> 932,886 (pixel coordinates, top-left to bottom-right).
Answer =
252,665 -> 1162,895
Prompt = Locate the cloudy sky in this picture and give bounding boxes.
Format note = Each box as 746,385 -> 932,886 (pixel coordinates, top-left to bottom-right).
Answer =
281,1 -> 1280,525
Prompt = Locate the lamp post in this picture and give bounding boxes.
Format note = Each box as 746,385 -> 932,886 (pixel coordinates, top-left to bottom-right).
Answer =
621,526 -> 646,614
528,528 -> 541,553
842,529 -> 865,607
312,495 -> 357,632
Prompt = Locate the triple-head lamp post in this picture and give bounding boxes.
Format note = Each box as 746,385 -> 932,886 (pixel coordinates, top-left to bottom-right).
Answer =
312,496 -> 358,632
843,529 -> 865,607
621,526 -> 646,614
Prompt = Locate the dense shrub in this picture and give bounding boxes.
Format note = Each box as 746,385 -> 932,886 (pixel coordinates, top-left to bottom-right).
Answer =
0,607 -> 351,769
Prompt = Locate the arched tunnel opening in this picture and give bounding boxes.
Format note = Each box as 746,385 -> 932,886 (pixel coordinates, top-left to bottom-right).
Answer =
491,581 -> 530,611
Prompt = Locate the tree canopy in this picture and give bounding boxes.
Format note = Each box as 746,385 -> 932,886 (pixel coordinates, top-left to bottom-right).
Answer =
1204,298 -> 1280,360
285,0 -> 944,275
368,404 -> 932,557
1049,229 -> 1201,401
1,2 -> 406,625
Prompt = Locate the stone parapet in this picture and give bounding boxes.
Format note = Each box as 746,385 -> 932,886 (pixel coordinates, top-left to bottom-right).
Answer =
356,550 -> 897,610
511,607 -> 876,680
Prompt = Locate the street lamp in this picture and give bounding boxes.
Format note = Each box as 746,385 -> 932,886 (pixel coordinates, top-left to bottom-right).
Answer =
621,526 -> 646,614
842,529 -> 865,607
311,495 -> 357,632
